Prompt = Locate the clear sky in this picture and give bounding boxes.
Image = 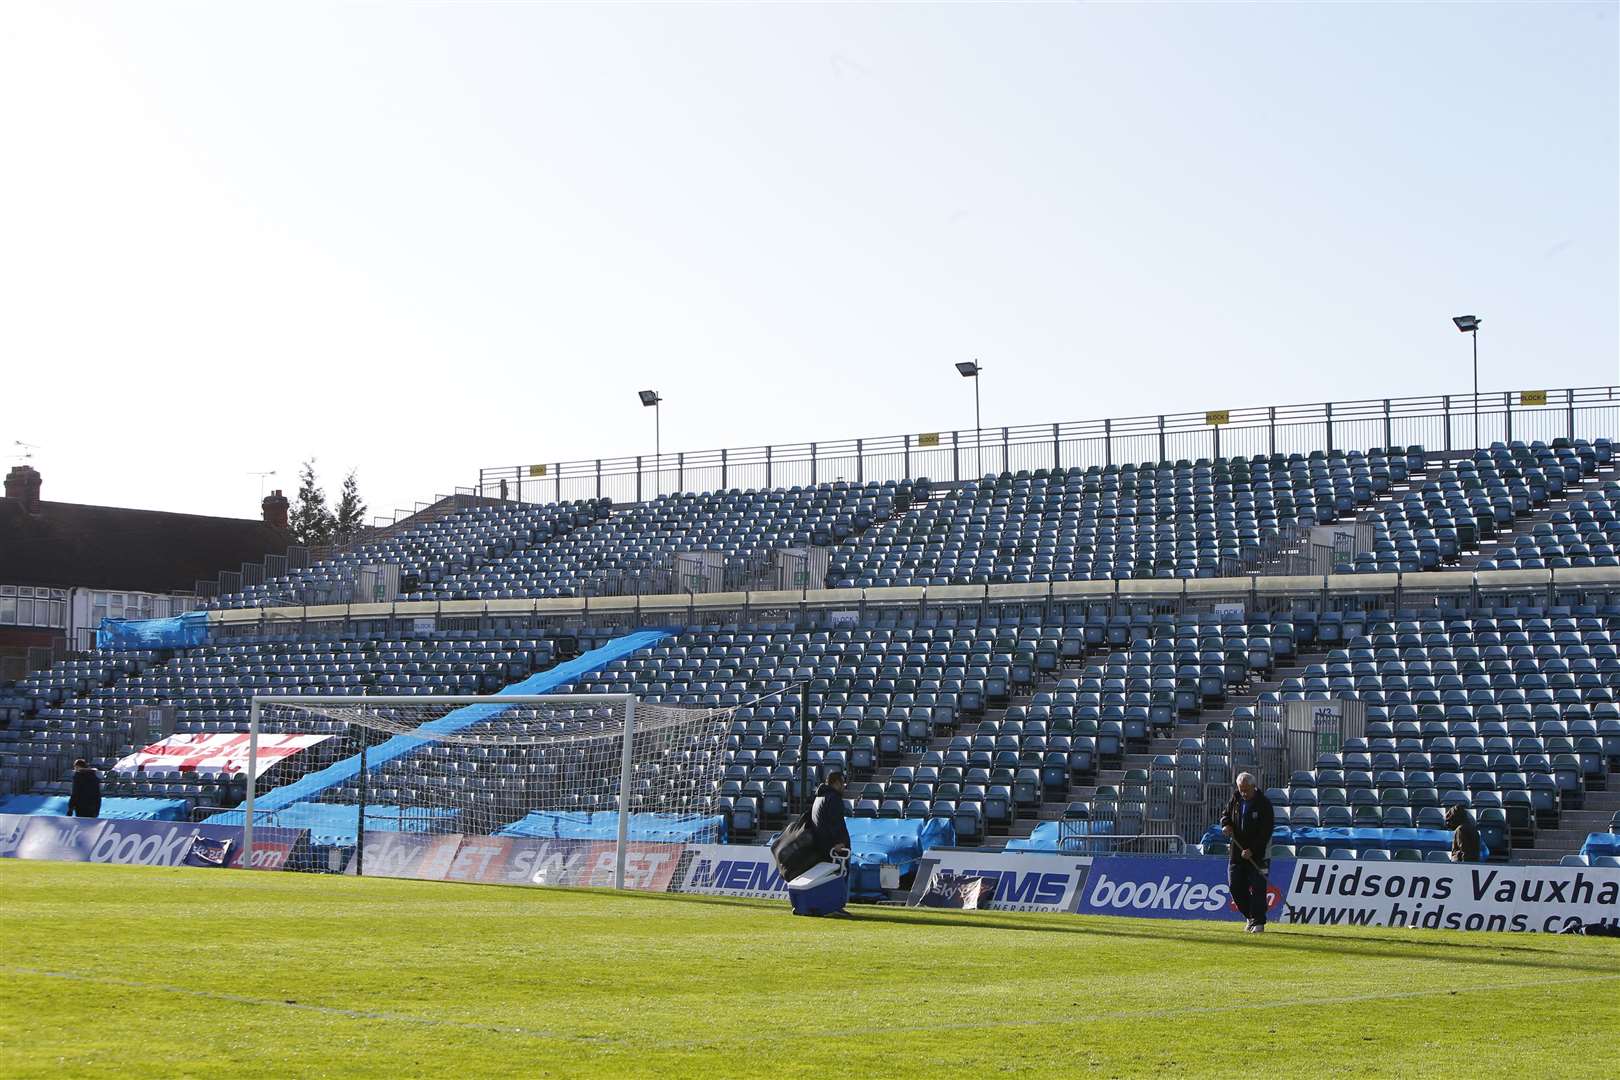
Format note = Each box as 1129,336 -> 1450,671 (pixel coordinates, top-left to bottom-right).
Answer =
3,1 -> 1616,521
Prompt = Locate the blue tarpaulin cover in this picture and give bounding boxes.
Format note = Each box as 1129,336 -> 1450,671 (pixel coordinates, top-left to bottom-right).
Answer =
1199,824 -> 1457,854
0,795 -> 191,821
1580,833 -> 1620,860
497,810 -> 724,844
206,801 -> 460,848
1004,820 -> 1114,853
97,611 -> 209,651
844,817 -> 955,896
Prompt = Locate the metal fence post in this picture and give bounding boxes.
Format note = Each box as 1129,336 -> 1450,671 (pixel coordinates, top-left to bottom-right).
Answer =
953,430 -> 961,482
1212,421 -> 1220,460
1002,427 -> 1010,474
809,444 -> 816,486
1157,416 -> 1166,465
1325,401 -> 1334,452
1567,389 -> 1575,442
766,445 -> 773,489
1443,396 -> 1452,454
678,452 -> 685,494
1504,392 -> 1512,445
1103,418 -> 1112,467
595,460 -> 602,501
1052,423 -> 1060,470
1268,406 -> 1276,457
856,439 -> 863,484
635,456 -> 642,503
554,467 -> 560,504
904,434 -> 911,480
1382,399 -> 1392,451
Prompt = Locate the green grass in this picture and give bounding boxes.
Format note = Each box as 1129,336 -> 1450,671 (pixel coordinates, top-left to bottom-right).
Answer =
2,862 -> 1616,1079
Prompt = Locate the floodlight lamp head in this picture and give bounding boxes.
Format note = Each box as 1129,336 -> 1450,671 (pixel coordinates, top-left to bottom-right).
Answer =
1452,315 -> 1480,333
638,390 -> 661,407
955,361 -> 981,378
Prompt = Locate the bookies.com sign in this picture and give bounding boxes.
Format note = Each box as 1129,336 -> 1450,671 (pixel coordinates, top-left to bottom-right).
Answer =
0,814 -> 305,870
908,850 -> 1092,914
1077,856 -> 1296,922
1281,860 -> 1620,933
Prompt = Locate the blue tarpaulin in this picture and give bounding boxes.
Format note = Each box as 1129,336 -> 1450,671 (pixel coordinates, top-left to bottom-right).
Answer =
0,795 -> 191,821
1199,824 -> 1458,854
1004,820 -> 1115,853
1580,833 -> 1620,860
845,817 -> 955,896
97,611 -> 209,651
497,810 -> 725,844
222,629 -> 676,817
206,801 -> 460,848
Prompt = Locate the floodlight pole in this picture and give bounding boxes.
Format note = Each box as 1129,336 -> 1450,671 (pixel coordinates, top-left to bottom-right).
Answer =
973,369 -> 982,477
1471,329 -> 1480,451
655,399 -> 661,496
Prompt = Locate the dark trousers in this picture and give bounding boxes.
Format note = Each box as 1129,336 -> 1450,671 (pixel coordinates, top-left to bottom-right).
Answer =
1228,860 -> 1270,925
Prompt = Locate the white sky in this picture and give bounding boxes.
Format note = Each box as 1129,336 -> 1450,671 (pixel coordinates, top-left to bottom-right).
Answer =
3,2 -> 1616,521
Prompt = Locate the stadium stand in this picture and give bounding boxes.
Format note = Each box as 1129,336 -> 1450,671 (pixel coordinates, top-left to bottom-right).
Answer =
3,424 -> 1619,871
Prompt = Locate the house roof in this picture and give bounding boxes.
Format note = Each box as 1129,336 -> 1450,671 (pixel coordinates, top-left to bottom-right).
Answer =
0,498 -> 289,594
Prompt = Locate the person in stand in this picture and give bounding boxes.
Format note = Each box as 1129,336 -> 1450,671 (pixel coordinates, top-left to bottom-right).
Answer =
810,766 -> 851,863
1444,804 -> 1481,863
1220,772 -> 1275,933
67,759 -> 102,819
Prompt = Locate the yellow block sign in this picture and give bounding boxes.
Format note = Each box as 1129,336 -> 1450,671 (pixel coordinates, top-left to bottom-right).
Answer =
917,432 -> 941,447
528,464 -> 548,477
1519,390 -> 1547,406
1205,410 -> 1230,426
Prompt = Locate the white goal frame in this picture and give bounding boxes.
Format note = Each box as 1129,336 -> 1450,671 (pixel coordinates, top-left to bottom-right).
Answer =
244,694 -> 644,887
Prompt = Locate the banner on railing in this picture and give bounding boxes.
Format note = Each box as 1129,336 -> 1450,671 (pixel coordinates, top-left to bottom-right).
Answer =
1281,859 -> 1620,933
113,732 -> 332,776
677,844 -> 787,899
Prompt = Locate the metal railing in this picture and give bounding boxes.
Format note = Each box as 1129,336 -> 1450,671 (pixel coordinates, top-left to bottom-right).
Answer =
479,386 -> 1619,505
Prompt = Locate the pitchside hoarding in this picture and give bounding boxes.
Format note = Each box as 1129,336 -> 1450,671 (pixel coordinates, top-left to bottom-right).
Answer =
678,844 -> 788,899
0,814 -> 305,870
1076,855 -> 1296,922
1281,859 -> 1620,933
907,850 -> 1092,914
347,831 -> 684,891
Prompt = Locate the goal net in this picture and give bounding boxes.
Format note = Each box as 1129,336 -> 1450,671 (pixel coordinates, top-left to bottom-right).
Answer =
238,695 -> 736,889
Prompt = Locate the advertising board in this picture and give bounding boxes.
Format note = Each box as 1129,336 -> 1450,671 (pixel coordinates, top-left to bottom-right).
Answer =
1076,856 -> 1296,922
907,850 -> 1092,914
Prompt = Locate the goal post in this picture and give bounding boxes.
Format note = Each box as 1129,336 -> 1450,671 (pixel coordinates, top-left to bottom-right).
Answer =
240,693 -> 734,889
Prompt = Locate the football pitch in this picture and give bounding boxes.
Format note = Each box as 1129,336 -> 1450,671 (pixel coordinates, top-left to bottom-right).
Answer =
2,862 -> 1616,1079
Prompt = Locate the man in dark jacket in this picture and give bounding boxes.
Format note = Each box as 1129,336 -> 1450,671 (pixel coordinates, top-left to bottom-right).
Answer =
810,767 -> 851,862
1220,772 -> 1275,933
1445,804 -> 1481,863
67,759 -> 102,818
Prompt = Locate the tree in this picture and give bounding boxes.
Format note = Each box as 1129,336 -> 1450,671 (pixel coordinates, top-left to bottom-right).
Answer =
289,458 -> 335,546
333,468 -> 368,545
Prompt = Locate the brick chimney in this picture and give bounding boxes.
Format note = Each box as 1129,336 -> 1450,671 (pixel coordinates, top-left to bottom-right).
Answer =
262,488 -> 290,529
4,465 -> 41,512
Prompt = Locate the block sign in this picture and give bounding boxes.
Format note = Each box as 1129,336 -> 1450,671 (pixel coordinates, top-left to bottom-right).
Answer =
1519,390 -> 1547,406
528,464 -> 548,477
917,432 -> 941,447
1205,410 -> 1230,426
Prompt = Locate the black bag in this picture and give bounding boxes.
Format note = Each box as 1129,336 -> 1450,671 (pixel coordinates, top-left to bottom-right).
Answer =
770,811 -> 822,882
